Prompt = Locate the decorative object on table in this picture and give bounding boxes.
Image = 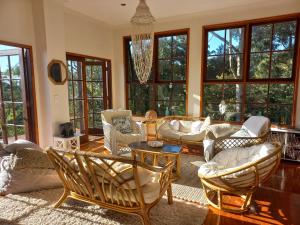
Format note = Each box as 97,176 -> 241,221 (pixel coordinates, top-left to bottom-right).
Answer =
129,141 -> 182,179
269,127 -> 300,162
47,147 -> 174,225
47,59 -> 67,85
101,109 -> 146,155
130,0 -> 155,84
59,122 -> 74,138
198,142 -> 281,213
0,140 -> 61,195
147,140 -> 163,147
53,135 -> 80,151
156,116 -> 211,145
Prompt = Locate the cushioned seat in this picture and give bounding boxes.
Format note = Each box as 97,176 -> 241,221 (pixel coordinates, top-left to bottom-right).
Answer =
157,116 -> 211,144
198,142 -> 281,213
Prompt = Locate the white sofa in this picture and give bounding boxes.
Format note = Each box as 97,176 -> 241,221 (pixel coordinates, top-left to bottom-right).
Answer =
157,116 -> 211,144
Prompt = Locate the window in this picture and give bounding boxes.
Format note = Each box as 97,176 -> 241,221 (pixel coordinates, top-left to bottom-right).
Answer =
0,42 -> 37,144
125,29 -> 189,116
202,15 -> 300,126
67,54 -> 112,138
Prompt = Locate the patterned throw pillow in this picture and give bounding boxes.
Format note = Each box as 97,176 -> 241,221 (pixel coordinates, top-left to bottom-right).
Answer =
112,116 -> 133,134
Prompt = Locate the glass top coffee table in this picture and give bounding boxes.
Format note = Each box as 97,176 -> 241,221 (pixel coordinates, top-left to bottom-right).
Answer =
128,141 -> 182,179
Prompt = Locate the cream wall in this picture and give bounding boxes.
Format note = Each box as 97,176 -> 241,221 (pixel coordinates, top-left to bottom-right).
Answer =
0,0 -> 114,147
64,9 -> 113,59
112,1 -> 300,127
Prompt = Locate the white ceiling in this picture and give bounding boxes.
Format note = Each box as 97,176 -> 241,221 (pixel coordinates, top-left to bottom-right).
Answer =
63,0 -> 295,26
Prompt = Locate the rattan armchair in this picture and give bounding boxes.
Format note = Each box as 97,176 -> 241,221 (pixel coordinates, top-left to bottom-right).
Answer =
198,142 -> 281,213
47,148 -> 174,225
206,116 -> 271,155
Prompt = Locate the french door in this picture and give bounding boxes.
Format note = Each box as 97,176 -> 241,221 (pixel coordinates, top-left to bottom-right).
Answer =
0,43 -> 37,144
67,54 -> 112,141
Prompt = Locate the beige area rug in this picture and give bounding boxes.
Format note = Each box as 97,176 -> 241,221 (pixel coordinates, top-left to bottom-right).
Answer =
0,154 -> 208,225
172,154 -> 208,204
0,188 -> 208,225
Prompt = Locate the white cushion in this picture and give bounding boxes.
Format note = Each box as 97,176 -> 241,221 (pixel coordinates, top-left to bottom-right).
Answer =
4,139 -> 43,153
230,128 -> 251,138
112,116 -> 133,134
181,130 -> 206,142
200,116 -> 211,132
191,121 -> 203,133
203,139 -> 214,162
206,124 -> 237,139
242,116 -> 270,137
159,128 -> 181,140
169,120 -> 180,131
179,120 -> 193,133
116,131 -> 143,144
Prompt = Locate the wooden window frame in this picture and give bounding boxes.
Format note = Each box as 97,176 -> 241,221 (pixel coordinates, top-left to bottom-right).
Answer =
124,28 -> 190,116
201,13 -> 300,127
0,40 -> 38,144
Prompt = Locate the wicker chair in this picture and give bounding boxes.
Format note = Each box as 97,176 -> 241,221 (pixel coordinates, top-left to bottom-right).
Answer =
101,109 -> 146,155
206,116 -> 271,156
156,116 -> 210,145
47,148 -> 174,225
198,142 -> 281,213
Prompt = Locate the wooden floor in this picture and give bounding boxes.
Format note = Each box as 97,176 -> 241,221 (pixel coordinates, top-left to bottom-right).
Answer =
81,138 -> 300,225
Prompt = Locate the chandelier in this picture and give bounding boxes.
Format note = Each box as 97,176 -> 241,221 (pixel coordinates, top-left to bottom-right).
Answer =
130,0 -> 155,84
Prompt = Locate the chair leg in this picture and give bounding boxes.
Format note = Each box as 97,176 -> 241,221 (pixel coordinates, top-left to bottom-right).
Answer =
217,190 -> 222,210
167,184 -> 173,205
139,210 -> 151,225
54,189 -> 69,208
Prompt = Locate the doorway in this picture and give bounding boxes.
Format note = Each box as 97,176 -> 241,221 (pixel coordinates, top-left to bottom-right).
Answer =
66,53 -> 112,142
0,42 -> 37,144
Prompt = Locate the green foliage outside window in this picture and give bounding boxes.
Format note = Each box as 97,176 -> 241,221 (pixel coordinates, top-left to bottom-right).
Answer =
203,20 -> 298,125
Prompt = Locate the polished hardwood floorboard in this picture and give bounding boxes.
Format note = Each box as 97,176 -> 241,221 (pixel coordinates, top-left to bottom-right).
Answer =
81,138 -> 300,225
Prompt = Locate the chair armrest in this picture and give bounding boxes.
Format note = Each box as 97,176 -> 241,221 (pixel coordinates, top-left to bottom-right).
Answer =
131,121 -> 146,140
102,121 -> 118,154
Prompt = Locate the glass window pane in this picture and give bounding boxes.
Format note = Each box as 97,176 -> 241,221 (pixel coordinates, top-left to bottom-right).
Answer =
269,104 -> 292,125
93,99 -> 103,113
273,21 -> 296,51
94,114 -> 102,128
16,126 -> 25,140
4,103 -> 14,124
86,65 -> 92,81
249,53 -> 270,79
157,84 -> 171,101
88,114 -> 93,128
225,28 -> 244,54
251,24 -> 272,52
92,66 -> 103,80
270,51 -> 293,78
69,100 -> 74,118
173,35 -> 187,58
86,82 -> 92,97
246,84 -> 268,104
203,103 -> 222,120
203,84 -> 222,103
12,79 -> 22,102
208,30 -> 225,56
74,100 -> 84,118
75,118 -> 85,133
2,79 -> 12,101
246,104 -> 267,117
74,81 -> 83,99
68,81 -> 73,99
173,59 -> 186,80
88,98 -> 93,113
6,125 -> 15,140
10,55 -> 20,79
158,60 -> 172,80
269,84 -> 294,104
67,61 -> 72,79
92,82 -> 103,97
224,54 -> 243,79
0,56 -> 9,77
207,56 -> 224,80
172,84 -> 186,101
128,84 -> 153,116
14,103 -> 24,125
158,36 -> 172,58
223,84 -> 243,103
223,104 -> 242,122
71,61 -> 82,80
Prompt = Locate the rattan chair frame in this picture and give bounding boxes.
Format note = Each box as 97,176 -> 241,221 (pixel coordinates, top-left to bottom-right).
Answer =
199,142 -> 281,213
47,148 -> 174,225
